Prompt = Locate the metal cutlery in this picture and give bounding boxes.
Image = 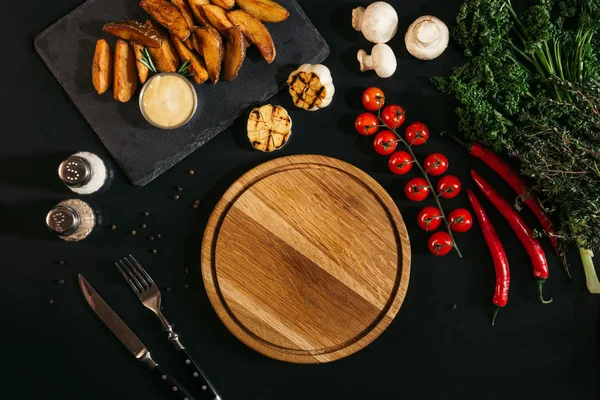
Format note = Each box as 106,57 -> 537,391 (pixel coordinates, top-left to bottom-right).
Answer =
116,255 -> 220,400
78,274 -> 198,400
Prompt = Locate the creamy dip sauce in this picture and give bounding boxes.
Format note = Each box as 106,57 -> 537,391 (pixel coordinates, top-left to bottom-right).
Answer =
142,74 -> 195,128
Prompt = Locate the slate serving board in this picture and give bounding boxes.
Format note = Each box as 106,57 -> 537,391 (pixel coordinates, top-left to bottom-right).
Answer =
34,0 -> 329,186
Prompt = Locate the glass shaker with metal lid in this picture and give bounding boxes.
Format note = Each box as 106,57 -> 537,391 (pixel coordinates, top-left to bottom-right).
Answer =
58,152 -> 108,194
46,199 -> 97,242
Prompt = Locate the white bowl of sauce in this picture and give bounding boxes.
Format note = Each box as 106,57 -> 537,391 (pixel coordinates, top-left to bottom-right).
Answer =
139,73 -> 198,129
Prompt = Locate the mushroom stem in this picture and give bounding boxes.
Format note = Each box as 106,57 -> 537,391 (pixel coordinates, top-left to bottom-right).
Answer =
357,49 -> 373,72
352,7 -> 365,32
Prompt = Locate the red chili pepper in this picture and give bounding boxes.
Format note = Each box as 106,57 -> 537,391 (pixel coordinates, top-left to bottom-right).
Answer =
470,170 -> 553,304
449,134 -> 558,256
467,189 -> 510,325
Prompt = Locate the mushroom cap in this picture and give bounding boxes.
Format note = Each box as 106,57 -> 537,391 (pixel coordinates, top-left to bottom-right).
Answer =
405,15 -> 449,60
354,1 -> 398,44
371,43 -> 397,78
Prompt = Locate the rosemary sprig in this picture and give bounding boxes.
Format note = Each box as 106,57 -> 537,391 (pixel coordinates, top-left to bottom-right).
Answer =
138,48 -> 195,79
177,59 -> 194,78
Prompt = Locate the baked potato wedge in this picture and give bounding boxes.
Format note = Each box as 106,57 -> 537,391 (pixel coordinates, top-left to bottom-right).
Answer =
131,42 -> 149,84
92,39 -> 113,95
188,0 -> 210,25
146,20 -> 181,72
113,39 -> 138,102
140,0 -> 191,41
171,0 -> 201,51
102,20 -> 162,48
222,26 -> 246,81
227,10 -> 275,63
234,0 -> 289,23
194,25 -> 223,83
171,35 -> 209,84
210,0 -> 234,10
202,4 -> 234,34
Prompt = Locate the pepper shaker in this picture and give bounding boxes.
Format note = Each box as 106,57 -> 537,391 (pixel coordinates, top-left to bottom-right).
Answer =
46,199 -> 97,242
58,152 -> 108,194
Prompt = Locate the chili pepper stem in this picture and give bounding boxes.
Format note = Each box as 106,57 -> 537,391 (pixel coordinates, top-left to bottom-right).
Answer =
377,109 -> 463,258
491,306 -> 501,326
536,279 -> 553,304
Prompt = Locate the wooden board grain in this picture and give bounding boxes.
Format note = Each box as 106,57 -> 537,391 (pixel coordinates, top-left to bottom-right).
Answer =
34,0 -> 329,186
201,155 -> 411,363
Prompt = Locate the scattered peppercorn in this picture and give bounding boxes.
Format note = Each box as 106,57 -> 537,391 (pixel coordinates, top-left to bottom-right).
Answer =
184,284 -> 189,289
194,200 -> 200,205
152,249 -> 158,254
111,225 -> 117,231
192,204 -> 198,209
143,211 -> 150,216
141,224 -> 147,229
185,268 -> 189,274
131,230 -> 137,236
48,298 -> 55,304
173,195 -> 180,200
57,260 -> 65,265
166,287 -> 172,292
177,186 -> 183,191
188,170 -> 195,175
57,279 -> 65,285
156,234 -> 162,239
149,236 -> 155,241
451,304 -> 458,310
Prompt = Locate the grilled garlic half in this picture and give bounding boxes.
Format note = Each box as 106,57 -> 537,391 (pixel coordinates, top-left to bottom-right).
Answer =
287,64 -> 335,111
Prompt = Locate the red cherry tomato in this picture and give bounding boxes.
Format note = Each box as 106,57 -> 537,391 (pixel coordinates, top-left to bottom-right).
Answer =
388,151 -> 413,175
417,206 -> 443,232
424,153 -> 449,176
405,177 -> 431,202
437,175 -> 462,199
381,105 -> 406,129
373,131 -> 398,155
448,208 -> 473,233
355,112 -> 379,136
428,232 -> 453,256
405,122 -> 429,145
362,87 -> 385,111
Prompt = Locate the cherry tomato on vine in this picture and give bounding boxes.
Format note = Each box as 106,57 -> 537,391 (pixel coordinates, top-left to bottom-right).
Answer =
381,105 -> 406,129
424,153 -> 449,176
388,151 -> 413,175
448,208 -> 473,233
355,113 -> 379,136
405,177 -> 431,202
362,87 -> 385,111
437,175 -> 462,199
428,232 -> 453,256
417,206 -> 443,232
373,131 -> 398,155
405,122 -> 429,145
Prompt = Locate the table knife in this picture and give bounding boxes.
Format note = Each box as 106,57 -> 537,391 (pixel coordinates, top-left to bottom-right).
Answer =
78,274 -> 198,400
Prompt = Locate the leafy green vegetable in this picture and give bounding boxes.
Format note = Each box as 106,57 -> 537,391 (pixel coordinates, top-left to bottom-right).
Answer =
434,0 -> 600,278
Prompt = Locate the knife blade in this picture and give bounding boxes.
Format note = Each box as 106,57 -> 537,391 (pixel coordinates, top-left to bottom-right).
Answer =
78,274 -> 199,400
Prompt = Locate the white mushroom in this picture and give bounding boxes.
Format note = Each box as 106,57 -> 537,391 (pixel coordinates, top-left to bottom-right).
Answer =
352,1 -> 398,44
357,44 -> 397,78
405,15 -> 449,60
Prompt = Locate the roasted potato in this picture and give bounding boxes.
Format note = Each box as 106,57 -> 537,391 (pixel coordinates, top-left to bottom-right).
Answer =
92,39 -> 113,95
113,39 -> 138,102
131,42 -> 149,84
140,0 -> 191,41
194,25 -> 223,83
210,0 -> 234,10
222,27 -> 246,81
202,4 -> 234,34
227,10 -> 275,63
171,35 -> 209,84
146,20 -> 181,72
234,0 -> 289,22
188,0 -> 210,25
102,20 -> 162,48
171,0 -> 201,51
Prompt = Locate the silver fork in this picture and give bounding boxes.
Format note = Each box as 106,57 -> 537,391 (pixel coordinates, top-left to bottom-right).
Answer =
117,255 -> 221,400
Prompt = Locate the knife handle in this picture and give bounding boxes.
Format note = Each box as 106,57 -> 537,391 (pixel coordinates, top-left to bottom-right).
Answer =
152,364 -> 198,400
178,348 -> 220,400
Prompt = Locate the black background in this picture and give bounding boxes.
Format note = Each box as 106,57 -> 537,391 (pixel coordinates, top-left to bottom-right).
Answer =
2,0 -> 600,399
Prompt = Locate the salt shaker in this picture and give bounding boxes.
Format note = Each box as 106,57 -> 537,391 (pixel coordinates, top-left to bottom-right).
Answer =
46,199 -> 97,242
58,152 -> 108,194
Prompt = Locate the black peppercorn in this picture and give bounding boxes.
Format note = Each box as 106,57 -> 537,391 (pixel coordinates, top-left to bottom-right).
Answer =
48,298 -> 55,304
156,234 -> 161,239
177,186 -> 183,191
194,199 -> 200,205
143,211 -> 150,216
57,260 -> 65,265
185,268 -> 189,274
192,204 -> 198,209
451,304 -> 457,310
57,279 -> 65,285
184,284 -> 189,289
173,195 -> 180,200
149,235 -> 155,241
131,230 -> 137,236
188,169 -> 195,175
141,224 -> 147,229
111,225 -> 117,231
166,287 -> 172,292
152,249 -> 158,254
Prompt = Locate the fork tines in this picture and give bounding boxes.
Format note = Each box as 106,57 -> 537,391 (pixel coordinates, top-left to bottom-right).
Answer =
116,254 -> 155,294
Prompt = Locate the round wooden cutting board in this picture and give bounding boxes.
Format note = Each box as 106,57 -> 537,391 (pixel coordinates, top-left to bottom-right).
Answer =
201,155 -> 410,363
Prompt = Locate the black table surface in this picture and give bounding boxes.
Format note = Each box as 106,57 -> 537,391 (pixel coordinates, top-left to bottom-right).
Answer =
2,0 -> 600,399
